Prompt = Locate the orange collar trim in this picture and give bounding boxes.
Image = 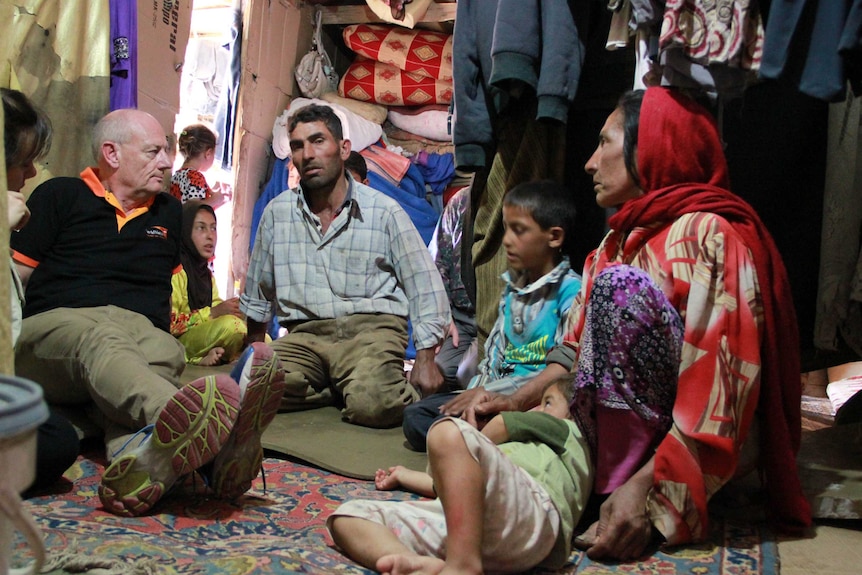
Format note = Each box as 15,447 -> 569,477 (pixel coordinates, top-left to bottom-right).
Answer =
80,167 -> 155,229
80,166 -> 157,210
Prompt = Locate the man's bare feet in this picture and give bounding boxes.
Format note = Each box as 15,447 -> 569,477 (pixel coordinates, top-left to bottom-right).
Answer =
375,466 -> 407,491
198,347 -> 225,366
376,553 -> 446,575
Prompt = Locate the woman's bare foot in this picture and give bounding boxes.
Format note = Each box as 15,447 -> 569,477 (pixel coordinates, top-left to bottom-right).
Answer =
376,553 -> 446,575
198,347 -> 225,366
375,466 -> 407,491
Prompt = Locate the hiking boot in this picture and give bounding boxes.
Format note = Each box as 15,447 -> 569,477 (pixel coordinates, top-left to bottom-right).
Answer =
209,342 -> 286,499
98,374 -> 240,516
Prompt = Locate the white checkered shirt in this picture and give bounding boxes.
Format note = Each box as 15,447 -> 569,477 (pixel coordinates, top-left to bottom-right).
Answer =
240,179 -> 450,350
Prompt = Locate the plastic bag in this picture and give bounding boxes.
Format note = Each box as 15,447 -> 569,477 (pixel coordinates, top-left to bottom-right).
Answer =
294,9 -> 339,99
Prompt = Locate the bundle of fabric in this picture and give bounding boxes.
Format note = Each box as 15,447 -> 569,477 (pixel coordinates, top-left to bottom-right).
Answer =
335,22 -> 456,198
387,103 -> 452,143
363,0 -> 439,29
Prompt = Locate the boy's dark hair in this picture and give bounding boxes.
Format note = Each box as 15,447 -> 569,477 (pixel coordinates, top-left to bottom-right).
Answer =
542,374 -> 575,405
503,180 -> 578,261
2,88 -> 52,167
288,104 -> 344,141
345,151 -> 368,181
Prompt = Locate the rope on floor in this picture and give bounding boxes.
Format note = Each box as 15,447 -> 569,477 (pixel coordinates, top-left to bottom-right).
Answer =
41,544 -> 162,575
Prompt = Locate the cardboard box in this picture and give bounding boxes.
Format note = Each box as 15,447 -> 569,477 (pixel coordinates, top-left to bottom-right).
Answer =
137,0 -> 192,135
240,0 -> 304,139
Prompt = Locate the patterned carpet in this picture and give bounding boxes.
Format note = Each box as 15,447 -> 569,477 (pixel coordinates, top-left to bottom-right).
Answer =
14,453 -> 778,575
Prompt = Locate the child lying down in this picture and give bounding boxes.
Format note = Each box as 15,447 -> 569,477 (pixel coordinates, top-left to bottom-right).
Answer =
327,375 -> 593,574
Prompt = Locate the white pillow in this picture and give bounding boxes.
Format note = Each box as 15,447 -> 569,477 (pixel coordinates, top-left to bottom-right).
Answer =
271,97 -> 384,160
388,105 -> 452,142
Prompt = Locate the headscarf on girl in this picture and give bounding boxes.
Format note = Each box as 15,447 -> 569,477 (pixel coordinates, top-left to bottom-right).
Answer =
180,201 -> 216,311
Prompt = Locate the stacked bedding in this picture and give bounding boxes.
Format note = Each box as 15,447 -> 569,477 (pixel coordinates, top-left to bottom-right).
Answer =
339,23 -> 455,147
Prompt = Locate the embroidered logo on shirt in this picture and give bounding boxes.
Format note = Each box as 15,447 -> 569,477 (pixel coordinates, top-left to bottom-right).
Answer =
145,226 -> 169,240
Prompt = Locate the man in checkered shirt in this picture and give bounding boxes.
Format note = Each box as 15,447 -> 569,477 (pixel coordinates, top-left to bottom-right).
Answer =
240,104 -> 450,428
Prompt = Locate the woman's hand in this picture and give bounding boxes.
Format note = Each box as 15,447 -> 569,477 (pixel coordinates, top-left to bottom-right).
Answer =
211,297 -> 242,319
7,191 -> 30,231
439,388 -> 518,429
583,459 -> 657,561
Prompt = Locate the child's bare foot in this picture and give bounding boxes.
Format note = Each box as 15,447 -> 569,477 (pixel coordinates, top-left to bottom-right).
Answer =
376,553 -> 446,575
375,466 -> 406,491
198,347 -> 225,366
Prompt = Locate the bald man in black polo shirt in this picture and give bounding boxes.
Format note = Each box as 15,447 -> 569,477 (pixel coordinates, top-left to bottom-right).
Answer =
11,109 -> 285,516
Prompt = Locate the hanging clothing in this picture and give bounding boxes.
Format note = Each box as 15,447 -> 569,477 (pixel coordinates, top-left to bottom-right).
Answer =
452,0 -> 586,170
181,39 -> 229,116
760,0 -> 862,102
620,0 -> 763,99
214,4 -> 242,170
250,157 -> 290,252
109,0 -> 137,110
840,1 -> 862,95
815,94 -> 862,356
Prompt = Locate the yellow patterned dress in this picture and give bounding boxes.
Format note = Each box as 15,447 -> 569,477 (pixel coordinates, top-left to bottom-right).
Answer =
170,268 -> 245,364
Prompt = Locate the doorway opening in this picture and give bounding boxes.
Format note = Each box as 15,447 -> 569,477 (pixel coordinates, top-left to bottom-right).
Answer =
176,0 -> 236,297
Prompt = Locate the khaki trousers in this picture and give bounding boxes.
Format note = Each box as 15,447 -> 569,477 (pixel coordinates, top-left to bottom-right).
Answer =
15,306 -> 185,456
273,314 -> 419,428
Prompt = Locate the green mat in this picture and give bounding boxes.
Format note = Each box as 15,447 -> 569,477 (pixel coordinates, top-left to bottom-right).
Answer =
261,407 -> 428,480
182,365 -> 427,480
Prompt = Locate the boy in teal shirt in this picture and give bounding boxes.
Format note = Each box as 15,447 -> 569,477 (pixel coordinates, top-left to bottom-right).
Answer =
403,180 -> 582,450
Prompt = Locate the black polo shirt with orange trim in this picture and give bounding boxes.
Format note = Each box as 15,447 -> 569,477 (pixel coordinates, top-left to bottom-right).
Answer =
11,167 -> 182,332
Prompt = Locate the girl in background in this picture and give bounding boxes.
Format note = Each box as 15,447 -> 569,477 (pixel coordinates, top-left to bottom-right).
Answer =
170,201 -> 245,365
170,123 -> 229,207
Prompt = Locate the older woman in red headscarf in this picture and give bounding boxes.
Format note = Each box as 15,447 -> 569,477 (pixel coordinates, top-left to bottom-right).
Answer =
447,86 -> 811,560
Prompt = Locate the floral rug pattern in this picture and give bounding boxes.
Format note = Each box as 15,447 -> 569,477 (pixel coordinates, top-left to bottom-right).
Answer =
15,455 -> 777,574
